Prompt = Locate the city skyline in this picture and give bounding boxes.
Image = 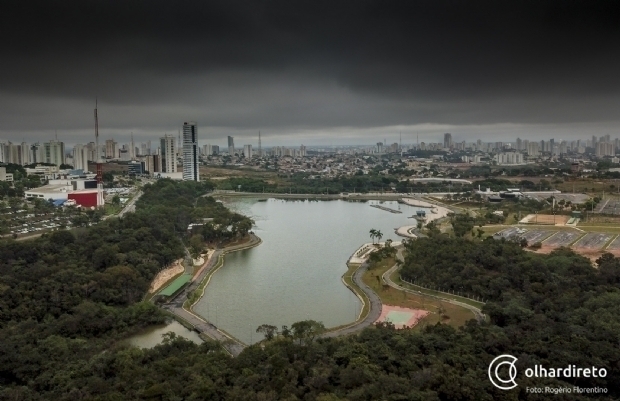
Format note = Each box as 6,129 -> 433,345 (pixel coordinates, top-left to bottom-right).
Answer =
1,1 -> 619,145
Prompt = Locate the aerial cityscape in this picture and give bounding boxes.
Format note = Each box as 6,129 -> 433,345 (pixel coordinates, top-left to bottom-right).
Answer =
0,1 -> 619,400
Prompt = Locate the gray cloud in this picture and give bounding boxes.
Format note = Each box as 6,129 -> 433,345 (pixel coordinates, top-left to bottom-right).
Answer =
1,0 -> 619,145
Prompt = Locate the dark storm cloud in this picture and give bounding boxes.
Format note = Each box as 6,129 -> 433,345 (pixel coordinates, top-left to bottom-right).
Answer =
1,0 -> 620,143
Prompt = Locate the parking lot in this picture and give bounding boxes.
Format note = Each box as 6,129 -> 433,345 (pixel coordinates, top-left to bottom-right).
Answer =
605,235 -> 620,250
572,233 -> 615,250
2,208 -> 77,237
597,200 -> 620,215
543,231 -> 583,247
493,227 -> 527,240
522,230 -> 554,244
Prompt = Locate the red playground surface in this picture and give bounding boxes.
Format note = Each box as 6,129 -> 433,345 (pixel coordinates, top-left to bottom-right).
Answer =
376,305 -> 429,329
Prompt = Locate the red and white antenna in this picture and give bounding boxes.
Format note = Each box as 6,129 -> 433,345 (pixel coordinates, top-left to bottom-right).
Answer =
94,98 -> 104,207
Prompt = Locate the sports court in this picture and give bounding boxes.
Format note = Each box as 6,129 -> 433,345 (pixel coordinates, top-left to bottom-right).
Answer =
376,305 -> 429,329
519,214 -> 569,225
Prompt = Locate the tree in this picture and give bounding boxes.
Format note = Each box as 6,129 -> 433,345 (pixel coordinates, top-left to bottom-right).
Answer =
375,230 -> 383,243
291,320 -> 326,344
189,234 -> 204,258
256,324 -> 278,341
369,228 -> 377,244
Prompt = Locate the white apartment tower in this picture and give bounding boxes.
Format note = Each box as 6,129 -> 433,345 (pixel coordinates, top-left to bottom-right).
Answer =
243,144 -> 253,159
44,140 -> 65,167
73,144 -> 89,171
182,122 -> 199,181
160,134 -> 176,173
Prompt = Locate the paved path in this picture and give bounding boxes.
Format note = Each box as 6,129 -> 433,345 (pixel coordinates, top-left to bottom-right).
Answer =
322,261 -> 383,338
118,190 -> 142,217
382,247 -> 486,322
161,234 -> 262,356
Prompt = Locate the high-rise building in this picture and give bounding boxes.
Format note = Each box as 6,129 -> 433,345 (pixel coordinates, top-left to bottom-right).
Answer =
527,142 -> 539,157
73,144 -> 89,171
20,142 -> 31,165
31,143 -> 44,163
105,139 -> 117,159
243,144 -> 253,159
300,145 -> 306,157
182,122 -> 199,181
443,133 -> 453,149
6,143 -> 20,164
596,142 -> 615,158
494,152 -> 524,165
160,134 -> 176,173
202,144 -> 213,157
228,136 -> 235,155
44,140 -> 65,167
212,145 -> 220,155
516,137 -> 522,151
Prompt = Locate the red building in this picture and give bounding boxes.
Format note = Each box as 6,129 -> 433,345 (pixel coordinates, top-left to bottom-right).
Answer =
68,190 -> 101,208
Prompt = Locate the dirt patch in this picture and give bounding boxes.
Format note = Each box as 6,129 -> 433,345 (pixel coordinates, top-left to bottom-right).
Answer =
193,250 -> 215,279
149,258 -> 184,293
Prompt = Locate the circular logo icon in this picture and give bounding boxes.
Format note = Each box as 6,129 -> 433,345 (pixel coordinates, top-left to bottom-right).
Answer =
488,354 -> 518,390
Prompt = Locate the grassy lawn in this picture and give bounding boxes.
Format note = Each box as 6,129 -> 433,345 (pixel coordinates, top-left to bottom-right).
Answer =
362,258 -> 477,328
104,203 -> 122,215
554,179 -> 617,194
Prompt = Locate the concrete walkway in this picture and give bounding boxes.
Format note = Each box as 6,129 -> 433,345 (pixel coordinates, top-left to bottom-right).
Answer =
161,234 -> 262,356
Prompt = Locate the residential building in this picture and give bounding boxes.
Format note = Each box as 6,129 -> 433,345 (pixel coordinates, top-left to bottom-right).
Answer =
44,140 -> 65,167
160,134 -> 176,173
182,122 -> 199,181
72,144 -> 89,171
243,144 -> 253,159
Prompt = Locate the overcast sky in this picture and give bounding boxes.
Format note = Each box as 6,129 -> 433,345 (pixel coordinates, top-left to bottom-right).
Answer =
1,0 -> 619,147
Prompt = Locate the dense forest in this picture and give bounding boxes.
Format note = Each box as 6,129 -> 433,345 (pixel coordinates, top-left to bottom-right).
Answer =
0,181 -> 618,399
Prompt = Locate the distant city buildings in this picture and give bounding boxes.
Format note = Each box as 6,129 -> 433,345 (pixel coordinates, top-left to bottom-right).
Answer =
243,144 -> 252,159
182,122 -> 199,181
443,133 -> 453,149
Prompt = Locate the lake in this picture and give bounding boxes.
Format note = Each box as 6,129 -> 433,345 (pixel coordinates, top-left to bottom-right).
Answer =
193,198 -> 423,344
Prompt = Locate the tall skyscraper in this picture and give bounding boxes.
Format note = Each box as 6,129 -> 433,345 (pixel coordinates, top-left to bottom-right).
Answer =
182,122 -> 199,181
203,144 -> 213,156
243,144 -> 253,159
44,140 -> 65,167
228,136 -> 235,155
443,133 -> 453,149
31,143 -> 44,163
20,142 -> 31,165
105,139 -> 117,159
73,144 -> 89,171
160,134 -> 176,173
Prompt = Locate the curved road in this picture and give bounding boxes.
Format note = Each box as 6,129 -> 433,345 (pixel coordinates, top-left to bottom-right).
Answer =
322,262 -> 382,338
382,247 -> 486,322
